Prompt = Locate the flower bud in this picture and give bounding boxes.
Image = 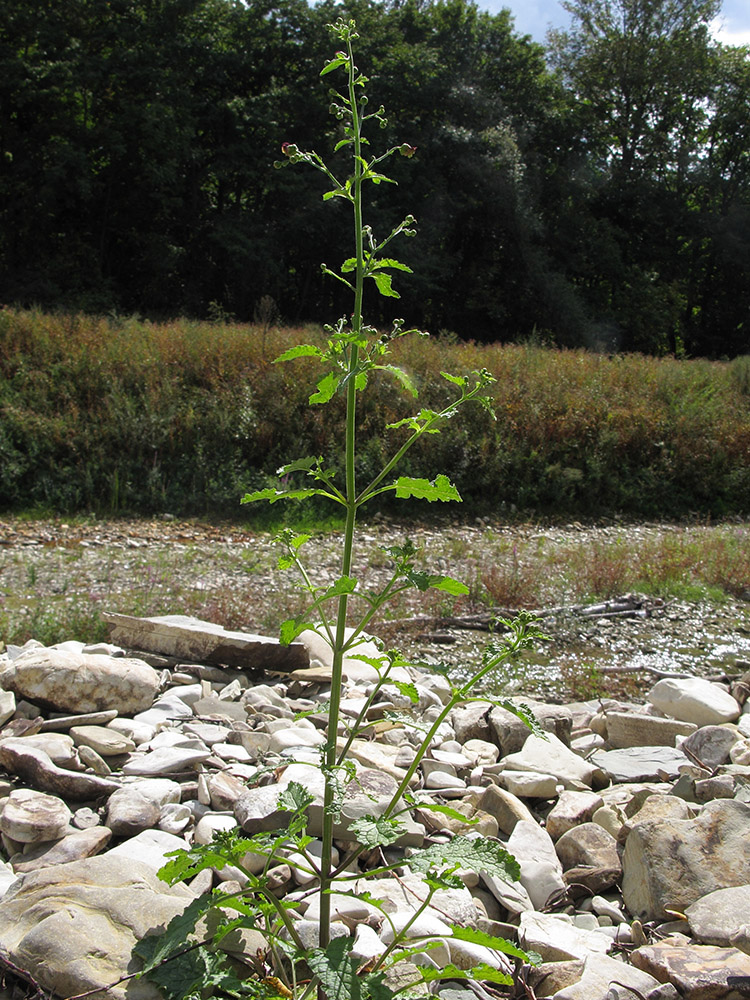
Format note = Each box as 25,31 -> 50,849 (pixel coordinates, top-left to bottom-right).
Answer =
399,143 -> 417,158
281,142 -> 299,157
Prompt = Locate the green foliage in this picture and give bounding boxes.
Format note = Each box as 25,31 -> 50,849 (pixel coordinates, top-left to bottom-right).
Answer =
1,310 -> 749,519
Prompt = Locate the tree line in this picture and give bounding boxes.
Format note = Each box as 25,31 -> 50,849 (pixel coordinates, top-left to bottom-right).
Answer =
1,0 -> 748,357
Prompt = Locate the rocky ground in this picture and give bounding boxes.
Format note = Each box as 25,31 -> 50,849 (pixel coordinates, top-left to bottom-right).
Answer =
2,516 -> 749,702
0,615 -> 749,999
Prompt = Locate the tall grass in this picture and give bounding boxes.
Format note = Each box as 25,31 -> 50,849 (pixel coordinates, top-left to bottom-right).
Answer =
1,308 -> 749,518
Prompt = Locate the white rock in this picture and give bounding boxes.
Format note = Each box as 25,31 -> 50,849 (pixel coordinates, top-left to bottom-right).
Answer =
519,911 -> 612,962
647,677 -> 740,726
503,733 -> 599,789
107,829 -> 189,871
122,747 -> 212,775
194,813 -> 238,845
159,803 -> 193,835
498,770 -> 559,798
0,789 -> 71,843
0,691 -> 15,726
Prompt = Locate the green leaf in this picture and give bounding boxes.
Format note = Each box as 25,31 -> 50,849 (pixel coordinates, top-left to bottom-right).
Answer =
279,618 -> 315,645
241,488 -> 322,505
310,371 -> 339,404
428,575 -> 469,595
407,836 -> 521,882
279,781 -> 315,813
394,475 -> 462,502
392,680 -> 419,704
441,371 -> 467,386
321,56 -> 347,76
274,344 -> 324,363
416,964 -> 513,987
370,272 -> 400,298
412,801 -> 478,824
341,257 -> 358,273
320,575 -> 358,601
133,894 -> 211,971
334,138 -> 354,152
449,925 -> 537,962
278,457 -> 320,475
349,814 -> 406,848
370,257 -> 413,272
375,364 -> 417,397
307,937 -> 360,1000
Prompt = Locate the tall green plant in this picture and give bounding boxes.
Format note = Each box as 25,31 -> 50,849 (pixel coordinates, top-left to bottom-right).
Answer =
138,19 -> 545,1000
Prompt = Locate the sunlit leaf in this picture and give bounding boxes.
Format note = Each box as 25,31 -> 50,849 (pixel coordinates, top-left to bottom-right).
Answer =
310,372 -> 339,404
274,344 -> 324,363
394,475 -> 462,502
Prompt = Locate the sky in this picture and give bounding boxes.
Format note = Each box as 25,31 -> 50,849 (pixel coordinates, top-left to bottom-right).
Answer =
483,0 -> 750,46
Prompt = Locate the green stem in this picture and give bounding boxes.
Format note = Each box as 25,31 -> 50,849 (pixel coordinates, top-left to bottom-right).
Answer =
318,33 -> 365,957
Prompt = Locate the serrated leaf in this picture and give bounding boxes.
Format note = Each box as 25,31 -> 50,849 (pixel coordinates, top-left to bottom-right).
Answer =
341,257 -> 358,273
489,697 -> 544,739
133,893 -> 212,971
349,814 -> 406,848
427,574 -> 469,595
308,937 -> 360,1000
416,963 -> 513,987
441,371 -> 467,386
392,680 -> 419,704
370,272 -> 400,298
376,364 -> 417,397
279,618 -> 315,645
279,781 -> 315,813
394,475 -> 462,502
278,457 -> 320,475
413,801 -> 478,824
449,925 -> 535,961
241,488 -> 322,505
370,257 -> 413,272
274,344 -> 324,363
320,575 -> 357,601
407,836 -> 521,882
334,138 -> 354,151
310,371 -> 339,404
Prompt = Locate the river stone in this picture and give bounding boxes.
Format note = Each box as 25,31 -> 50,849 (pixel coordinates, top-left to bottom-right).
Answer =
477,783 -> 536,833
498,769 -> 559,798
518,911 -> 611,962
503,733 -> 599,789
11,827 -> 112,873
631,941 -> 750,999
70,725 -> 136,756
546,790 -> 604,840
552,952 -> 660,1000
685,884 -> 750,946
106,787 -> 161,836
0,691 -> 15,727
589,745 -> 686,783
0,789 -> 72,843
647,677 -> 740,726
107,829 -> 189,871
680,725 -> 741,770
489,702 -> 573,755
450,703 -> 492,744
121,746 -> 212,775
507,819 -> 566,909
1,648 -> 159,714
622,799 -> 750,920
104,612 -> 308,671
603,711 -> 697,749
0,855 -> 193,1000
1,732 -> 77,766
555,823 -> 621,873
618,793 -> 692,844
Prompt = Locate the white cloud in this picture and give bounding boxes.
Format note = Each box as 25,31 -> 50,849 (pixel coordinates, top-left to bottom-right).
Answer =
710,16 -> 750,46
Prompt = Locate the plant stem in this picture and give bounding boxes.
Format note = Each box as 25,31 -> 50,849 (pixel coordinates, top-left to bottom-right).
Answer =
318,31 -> 365,956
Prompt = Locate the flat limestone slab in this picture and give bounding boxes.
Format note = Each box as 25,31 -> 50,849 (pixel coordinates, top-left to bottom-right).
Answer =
103,613 -> 309,671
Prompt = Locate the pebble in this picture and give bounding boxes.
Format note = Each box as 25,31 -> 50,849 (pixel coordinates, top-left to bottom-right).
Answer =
0,631 -> 746,1000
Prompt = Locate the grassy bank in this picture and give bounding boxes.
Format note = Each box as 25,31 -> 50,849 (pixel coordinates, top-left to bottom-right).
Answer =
1,308 -> 749,519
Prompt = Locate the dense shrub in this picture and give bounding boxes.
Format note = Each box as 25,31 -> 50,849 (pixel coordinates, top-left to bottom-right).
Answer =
1,309 -> 748,519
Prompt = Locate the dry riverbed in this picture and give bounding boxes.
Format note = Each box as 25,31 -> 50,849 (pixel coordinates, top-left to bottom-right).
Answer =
1,515 -> 749,701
